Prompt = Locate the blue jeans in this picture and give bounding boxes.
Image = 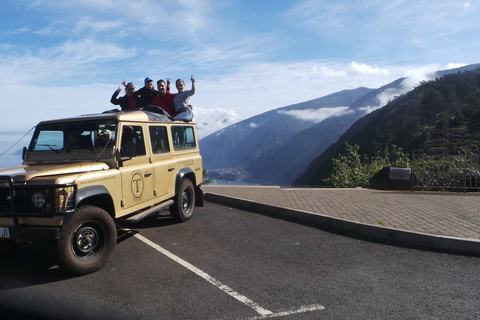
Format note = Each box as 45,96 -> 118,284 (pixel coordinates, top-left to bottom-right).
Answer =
174,107 -> 193,121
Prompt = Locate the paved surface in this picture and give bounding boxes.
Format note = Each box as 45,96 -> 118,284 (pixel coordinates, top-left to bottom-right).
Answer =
202,185 -> 480,255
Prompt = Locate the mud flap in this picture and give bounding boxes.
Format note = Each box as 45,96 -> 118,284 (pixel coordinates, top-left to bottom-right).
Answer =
195,186 -> 204,207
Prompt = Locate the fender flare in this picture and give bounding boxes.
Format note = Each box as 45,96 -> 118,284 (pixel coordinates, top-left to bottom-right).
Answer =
175,167 -> 196,192
74,185 -> 112,209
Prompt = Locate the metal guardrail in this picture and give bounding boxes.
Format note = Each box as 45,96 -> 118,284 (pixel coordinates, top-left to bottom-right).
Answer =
411,151 -> 480,192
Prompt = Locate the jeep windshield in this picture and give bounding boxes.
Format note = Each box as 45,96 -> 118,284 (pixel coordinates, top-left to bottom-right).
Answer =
29,119 -> 118,152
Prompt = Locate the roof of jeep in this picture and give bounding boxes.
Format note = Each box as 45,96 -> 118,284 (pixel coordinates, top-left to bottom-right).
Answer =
36,110 -> 192,125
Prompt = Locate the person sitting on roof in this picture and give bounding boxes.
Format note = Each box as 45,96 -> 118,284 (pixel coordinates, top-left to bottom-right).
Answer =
136,77 -> 158,108
110,81 -> 140,111
173,75 -> 195,122
150,78 -> 176,117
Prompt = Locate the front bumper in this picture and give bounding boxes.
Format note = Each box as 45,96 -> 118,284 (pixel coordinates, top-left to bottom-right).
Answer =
1,225 -> 61,240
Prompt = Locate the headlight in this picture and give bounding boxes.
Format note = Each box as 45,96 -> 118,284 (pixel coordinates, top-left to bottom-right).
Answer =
32,192 -> 46,208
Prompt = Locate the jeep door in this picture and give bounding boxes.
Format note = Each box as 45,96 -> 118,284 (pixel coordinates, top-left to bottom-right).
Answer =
118,124 -> 155,210
148,125 -> 176,200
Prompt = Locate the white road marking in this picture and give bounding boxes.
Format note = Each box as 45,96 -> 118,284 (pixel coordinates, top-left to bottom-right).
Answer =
243,304 -> 326,319
131,231 -> 325,318
133,233 -> 273,316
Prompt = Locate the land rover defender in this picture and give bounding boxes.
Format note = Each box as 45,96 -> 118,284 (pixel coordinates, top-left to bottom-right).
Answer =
0,110 -> 203,274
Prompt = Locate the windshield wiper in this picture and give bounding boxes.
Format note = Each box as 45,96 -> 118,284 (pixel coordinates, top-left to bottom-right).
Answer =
38,144 -> 60,153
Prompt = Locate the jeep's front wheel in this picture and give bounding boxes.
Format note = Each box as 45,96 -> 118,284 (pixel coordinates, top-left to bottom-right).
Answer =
57,206 -> 116,275
170,179 -> 195,222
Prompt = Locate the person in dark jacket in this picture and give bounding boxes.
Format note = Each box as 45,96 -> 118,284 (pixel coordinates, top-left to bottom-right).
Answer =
136,77 -> 158,108
110,82 -> 140,111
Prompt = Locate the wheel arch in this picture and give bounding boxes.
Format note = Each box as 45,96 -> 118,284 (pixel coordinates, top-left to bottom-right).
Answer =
75,185 -> 115,218
174,168 -> 203,207
175,167 -> 197,192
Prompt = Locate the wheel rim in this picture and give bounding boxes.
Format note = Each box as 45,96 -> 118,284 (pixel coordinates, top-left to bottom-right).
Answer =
72,222 -> 104,260
182,188 -> 193,213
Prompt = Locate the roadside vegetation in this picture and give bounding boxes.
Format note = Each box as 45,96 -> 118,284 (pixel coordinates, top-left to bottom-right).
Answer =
203,168 -> 215,185
323,143 -> 410,188
297,67 -> 480,186
325,143 -> 480,190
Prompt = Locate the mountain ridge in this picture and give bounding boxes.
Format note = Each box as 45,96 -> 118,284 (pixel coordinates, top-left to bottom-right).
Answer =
294,64 -> 480,186
199,87 -> 373,181
200,63 -> 480,185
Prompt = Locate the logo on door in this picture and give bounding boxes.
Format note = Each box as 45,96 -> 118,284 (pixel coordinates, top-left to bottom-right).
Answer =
131,172 -> 144,199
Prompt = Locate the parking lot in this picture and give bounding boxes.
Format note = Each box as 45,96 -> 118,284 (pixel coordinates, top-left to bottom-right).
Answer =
1,202 -> 479,319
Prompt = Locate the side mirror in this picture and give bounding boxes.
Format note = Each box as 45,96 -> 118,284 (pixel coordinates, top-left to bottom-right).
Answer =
115,149 -> 131,167
22,147 -> 27,160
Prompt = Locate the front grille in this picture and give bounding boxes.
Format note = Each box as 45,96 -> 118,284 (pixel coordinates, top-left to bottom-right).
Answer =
0,177 -> 76,216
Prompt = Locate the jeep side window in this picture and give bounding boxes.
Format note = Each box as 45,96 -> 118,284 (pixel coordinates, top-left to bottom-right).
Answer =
171,126 -> 196,150
121,125 -> 146,157
149,126 -> 170,154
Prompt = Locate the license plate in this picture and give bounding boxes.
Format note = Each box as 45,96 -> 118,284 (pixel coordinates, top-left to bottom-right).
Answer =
0,227 -> 10,238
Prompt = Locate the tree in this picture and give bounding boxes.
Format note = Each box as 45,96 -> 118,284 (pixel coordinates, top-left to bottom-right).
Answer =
203,168 -> 215,185
324,143 -> 410,188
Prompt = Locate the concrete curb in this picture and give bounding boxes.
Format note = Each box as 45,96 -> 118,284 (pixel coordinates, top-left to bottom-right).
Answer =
204,192 -> 480,256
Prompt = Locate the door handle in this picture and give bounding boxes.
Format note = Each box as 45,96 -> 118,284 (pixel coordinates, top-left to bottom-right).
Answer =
145,173 -> 152,177
168,168 -> 174,172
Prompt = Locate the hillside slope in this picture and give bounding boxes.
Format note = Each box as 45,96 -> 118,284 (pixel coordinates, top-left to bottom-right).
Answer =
295,66 -> 480,186
199,87 -> 373,181
247,78 -> 407,184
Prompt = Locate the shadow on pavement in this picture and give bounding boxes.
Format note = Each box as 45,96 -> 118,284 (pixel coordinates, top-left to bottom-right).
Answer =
0,211 -> 182,291
0,240 -> 70,291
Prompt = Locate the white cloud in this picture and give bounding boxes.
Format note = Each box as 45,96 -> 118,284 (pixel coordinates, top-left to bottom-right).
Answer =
192,60 -> 411,121
446,63 -> 467,69
359,65 -> 443,113
348,62 -> 389,76
0,83 -> 112,134
285,0 -> 480,66
193,107 -> 243,139
73,19 -> 124,33
278,107 -> 354,123
287,0 -> 479,36
36,0 -> 216,40
402,65 -> 440,88
0,40 -> 136,84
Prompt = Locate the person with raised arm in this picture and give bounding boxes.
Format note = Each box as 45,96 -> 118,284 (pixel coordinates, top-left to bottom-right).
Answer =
110,81 -> 140,111
173,75 -> 195,121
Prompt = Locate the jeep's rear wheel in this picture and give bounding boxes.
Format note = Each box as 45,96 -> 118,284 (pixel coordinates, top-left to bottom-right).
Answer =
57,206 -> 116,275
170,178 -> 195,222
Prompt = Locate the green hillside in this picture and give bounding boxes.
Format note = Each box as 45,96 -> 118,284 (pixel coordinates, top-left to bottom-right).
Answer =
295,67 -> 480,186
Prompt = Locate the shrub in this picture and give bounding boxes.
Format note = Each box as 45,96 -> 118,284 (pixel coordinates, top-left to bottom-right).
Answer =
324,143 -> 410,188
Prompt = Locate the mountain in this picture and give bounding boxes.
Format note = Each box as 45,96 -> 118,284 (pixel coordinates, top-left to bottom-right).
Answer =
200,63 -> 480,186
199,87 -> 373,183
247,78 -> 408,184
294,64 -> 480,186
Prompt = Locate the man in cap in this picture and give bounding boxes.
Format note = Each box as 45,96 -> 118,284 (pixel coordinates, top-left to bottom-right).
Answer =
136,77 -> 158,108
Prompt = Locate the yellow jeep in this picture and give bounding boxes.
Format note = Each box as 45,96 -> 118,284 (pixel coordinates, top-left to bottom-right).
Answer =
0,110 -> 203,274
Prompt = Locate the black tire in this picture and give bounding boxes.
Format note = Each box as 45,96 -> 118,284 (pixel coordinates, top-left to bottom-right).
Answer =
170,179 -> 195,222
0,239 -> 18,257
57,206 -> 116,275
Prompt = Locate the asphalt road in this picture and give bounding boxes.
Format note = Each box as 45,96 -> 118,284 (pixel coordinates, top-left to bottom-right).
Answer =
1,202 -> 479,320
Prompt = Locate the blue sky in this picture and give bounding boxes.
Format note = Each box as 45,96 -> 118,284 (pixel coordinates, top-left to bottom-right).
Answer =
0,0 -> 479,166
